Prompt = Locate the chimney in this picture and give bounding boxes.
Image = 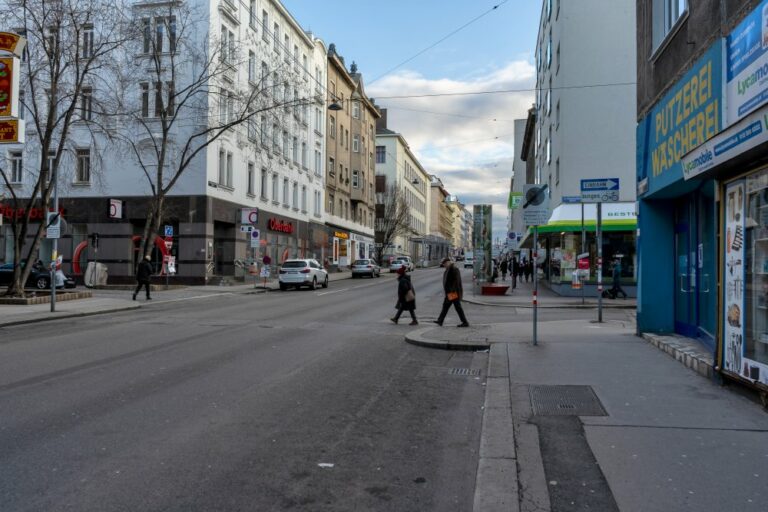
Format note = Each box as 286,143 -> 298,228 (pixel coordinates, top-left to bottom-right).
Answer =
376,108 -> 388,132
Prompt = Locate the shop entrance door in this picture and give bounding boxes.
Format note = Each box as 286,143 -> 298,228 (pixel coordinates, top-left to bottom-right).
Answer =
674,188 -> 717,349
675,200 -> 698,337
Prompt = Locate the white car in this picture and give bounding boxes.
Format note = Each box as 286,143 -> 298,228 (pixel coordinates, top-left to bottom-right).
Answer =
278,259 -> 329,290
464,257 -> 474,269
389,256 -> 414,272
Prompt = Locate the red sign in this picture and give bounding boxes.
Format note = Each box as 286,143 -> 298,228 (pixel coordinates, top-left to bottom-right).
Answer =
0,203 -> 64,221
578,257 -> 590,270
0,58 -> 15,117
268,218 -> 294,234
0,32 -> 25,57
0,119 -> 21,143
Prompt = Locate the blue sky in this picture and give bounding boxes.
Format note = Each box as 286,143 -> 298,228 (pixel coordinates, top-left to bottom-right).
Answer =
283,0 -> 540,241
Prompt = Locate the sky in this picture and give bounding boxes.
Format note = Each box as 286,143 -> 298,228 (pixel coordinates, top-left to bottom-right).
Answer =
282,0 -> 540,242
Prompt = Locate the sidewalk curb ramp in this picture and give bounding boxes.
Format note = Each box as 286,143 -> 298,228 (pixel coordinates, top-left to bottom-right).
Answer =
404,326 -> 491,351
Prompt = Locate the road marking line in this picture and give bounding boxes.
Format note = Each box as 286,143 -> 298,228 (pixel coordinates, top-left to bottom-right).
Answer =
316,288 -> 349,296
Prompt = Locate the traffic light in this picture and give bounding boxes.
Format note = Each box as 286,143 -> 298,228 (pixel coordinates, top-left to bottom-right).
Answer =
90,232 -> 99,248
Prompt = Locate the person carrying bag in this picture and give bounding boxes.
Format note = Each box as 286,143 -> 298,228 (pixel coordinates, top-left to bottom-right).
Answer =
391,267 -> 418,325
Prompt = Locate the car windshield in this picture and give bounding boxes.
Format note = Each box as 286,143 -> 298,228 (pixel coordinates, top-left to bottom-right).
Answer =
353,260 -> 369,265
282,261 -> 307,268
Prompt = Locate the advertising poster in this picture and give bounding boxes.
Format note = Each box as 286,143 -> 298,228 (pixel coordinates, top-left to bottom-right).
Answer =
724,180 -> 746,374
473,205 -> 492,284
726,0 -> 768,125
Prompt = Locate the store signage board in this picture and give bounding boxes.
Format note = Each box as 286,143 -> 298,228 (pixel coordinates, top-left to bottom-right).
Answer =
726,0 -> 768,125
682,106 -> 768,180
580,178 -> 620,203
0,32 -> 26,57
522,185 -> 550,226
0,57 -> 20,117
508,191 -> 523,210
0,119 -> 23,143
241,207 -> 259,225
562,195 -> 582,204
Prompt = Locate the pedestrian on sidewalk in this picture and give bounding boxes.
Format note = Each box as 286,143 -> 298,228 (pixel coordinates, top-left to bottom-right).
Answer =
511,256 -> 518,289
391,266 -> 418,325
500,258 -> 508,281
133,255 -> 153,301
434,257 -> 469,327
523,259 -> 531,282
610,258 -> 627,299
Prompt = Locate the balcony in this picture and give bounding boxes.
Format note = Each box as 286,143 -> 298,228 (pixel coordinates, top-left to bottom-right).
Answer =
350,186 -> 366,203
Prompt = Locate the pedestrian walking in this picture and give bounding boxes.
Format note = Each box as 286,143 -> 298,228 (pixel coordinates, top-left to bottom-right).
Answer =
133,255 -> 153,301
391,266 -> 418,325
525,259 -> 533,282
609,258 -> 627,299
500,258 -> 508,281
511,256 -> 518,289
434,257 -> 469,327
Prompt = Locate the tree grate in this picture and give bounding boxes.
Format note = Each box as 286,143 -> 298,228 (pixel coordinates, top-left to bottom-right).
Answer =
449,368 -> 480,376
529,385 -> 607,416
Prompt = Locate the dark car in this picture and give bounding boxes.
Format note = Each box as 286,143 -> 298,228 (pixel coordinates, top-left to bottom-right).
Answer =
0,262 -> 76,289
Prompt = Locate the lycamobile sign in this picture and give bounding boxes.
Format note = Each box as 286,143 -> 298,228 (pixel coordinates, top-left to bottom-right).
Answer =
682,106 -> 768,180
726,0 -> 768,125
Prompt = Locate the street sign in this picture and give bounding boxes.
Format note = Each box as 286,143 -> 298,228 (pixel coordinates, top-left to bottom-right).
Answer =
46,212 -> 61,239
0,119 -> 24,143
580,178 -> 620,203
522,184 -> 550,226
164,225 -> 173,237
109,199 -> 123,219
508,191 -> 523,210
259,267 -> 270,278
250,229 -> 261,248
240,225 -> 254,232
241,207 -> 259,225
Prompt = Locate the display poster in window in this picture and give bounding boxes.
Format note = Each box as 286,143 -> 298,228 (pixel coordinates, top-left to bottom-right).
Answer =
726,0 -> 768,125
724,180 -> 746,376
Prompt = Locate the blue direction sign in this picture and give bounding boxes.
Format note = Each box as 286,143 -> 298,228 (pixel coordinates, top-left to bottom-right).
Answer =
580,178 -> 620,203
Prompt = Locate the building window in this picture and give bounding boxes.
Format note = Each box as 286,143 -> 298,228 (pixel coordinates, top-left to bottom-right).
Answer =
218,150 -> 226,185
301,186 -> 307,212
329,116 -> 336,138
260,116 -> 267,145
314,108 -> 322,133
226,152 -> 233,188
556,100 -> 560,128
284,34 -> 290,62
248,51 -> 256,82
352,170 -> 359,188
80,87 -> 93,120
261,61 -> 268,89
76,148 -> 91,183
352,135 -> 359,153
81,24 -> 94,58
292,136 -> 298,163
282,130 -> 289,157
260,168 -> 267,199
328,193 -> 335,215
301,142 -> 307,168
248,118 -> 257,141
272,173 -> 278,201
546,138 -> 551,164
556,43 -> 560,73
272,123 -> 279,151
8,151 -> 23,183
262,10 -> 269,42
315,150 -> 322,176
314,190 -> 321,216
221,26 -> 234,64
555,158 -> 560,185
273,23 -> 280,54
329,157 -> 335,177
140,82 -> 149,117
292,182 -> 298,209
247,162 -> 255,195
352,101 -> 360,119
283,177 -> 289,205
546,32 -> 552,68
249,0 -> 257,30
653,0 -> 687,50
376,146 -> 386,163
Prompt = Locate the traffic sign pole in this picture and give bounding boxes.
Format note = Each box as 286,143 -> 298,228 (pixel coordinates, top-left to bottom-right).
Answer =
533,226 -> 538,346
597,202 -> 603,323
581,203 -> 585,305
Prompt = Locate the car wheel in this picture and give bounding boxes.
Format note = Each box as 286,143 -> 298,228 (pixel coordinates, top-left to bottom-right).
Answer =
279,283 -> 287,291
310,277 -> 317,290
322,276 -> 329,288
35,276 -> 50,289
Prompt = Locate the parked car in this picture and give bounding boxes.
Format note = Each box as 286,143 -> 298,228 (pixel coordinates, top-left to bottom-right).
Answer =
278,259 -> 329,290
0,262 -> 76,290
463,257 -> 474,269
389,256 -> 414,273
351,259 -> 380,278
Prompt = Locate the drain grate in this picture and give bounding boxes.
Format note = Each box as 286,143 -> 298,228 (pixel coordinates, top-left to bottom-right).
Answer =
529,385 -> 607,416
449,368 -> 480,376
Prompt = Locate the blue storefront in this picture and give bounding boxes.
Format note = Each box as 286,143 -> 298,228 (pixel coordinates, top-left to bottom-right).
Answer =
636,41 -> 724,351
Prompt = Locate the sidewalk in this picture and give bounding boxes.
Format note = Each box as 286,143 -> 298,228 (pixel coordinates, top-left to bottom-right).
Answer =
0,270 -> 374,328
463,276 -> 636,309
407,320 -> 768,512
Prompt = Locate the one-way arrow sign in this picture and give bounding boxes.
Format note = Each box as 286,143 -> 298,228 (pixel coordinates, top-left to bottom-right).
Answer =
581,178 -> 620,203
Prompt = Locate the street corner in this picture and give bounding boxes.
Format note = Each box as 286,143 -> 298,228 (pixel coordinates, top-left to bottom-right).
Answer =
404,325 -> 491,351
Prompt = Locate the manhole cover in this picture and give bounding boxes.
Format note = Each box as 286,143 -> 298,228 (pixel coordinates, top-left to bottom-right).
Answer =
449,368 -> 480,376
529,385 -> 607,416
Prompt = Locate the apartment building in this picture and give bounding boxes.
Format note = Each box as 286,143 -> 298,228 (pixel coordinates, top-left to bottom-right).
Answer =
0,0 -> 328,284
324,45 -> 378,268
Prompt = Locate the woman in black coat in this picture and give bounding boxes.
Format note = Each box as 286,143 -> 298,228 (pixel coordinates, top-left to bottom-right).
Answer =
391,267 -> 418,325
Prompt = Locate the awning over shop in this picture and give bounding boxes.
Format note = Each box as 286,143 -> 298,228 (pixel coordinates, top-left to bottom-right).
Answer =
533,202 -> 637,233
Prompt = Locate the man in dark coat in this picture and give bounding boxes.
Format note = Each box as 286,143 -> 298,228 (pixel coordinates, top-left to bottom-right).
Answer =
500,258 -> 508,281
434,257 -> 469,327
133,255 -> 153,300
391,266 -> 417,325
511,256 -> 518,289
609,258 -> 627,299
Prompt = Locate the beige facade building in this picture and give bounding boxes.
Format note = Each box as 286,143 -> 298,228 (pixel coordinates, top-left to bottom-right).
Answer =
428,176 -> 454,260
324,45 -> 379,267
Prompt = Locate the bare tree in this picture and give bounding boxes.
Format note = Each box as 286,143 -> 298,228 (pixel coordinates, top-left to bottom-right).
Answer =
374,182 -> 411,265
112,3 -> 314,259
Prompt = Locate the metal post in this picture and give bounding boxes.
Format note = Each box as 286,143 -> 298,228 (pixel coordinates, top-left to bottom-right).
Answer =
581,202 -> 585,305
533,225 -> 538,346
50,172 -> 58,313
597,202 -> 603,323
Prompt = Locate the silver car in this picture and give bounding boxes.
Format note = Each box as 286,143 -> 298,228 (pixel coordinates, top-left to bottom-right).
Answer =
278,259 -> 329,290
390,256 -> 414,272
352,259 -> 381,278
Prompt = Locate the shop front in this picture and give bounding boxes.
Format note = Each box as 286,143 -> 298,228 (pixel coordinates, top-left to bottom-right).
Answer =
636,40 -> 723,350
350,232 -> 374,261
328,227 -> 350,270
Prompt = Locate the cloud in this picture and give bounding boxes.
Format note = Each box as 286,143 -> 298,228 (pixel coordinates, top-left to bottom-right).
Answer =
368,60 -> 534,241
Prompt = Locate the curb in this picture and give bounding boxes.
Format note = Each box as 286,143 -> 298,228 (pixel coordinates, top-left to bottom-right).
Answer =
0,304 -> 142,329
641,332 -> 715,379
404,326 -> 491,351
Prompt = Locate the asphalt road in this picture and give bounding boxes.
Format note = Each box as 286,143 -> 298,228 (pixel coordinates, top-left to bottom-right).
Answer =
0,268 -> 491,512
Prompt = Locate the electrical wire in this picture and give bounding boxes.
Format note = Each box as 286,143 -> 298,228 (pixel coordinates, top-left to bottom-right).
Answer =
373,81 -> 637,100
